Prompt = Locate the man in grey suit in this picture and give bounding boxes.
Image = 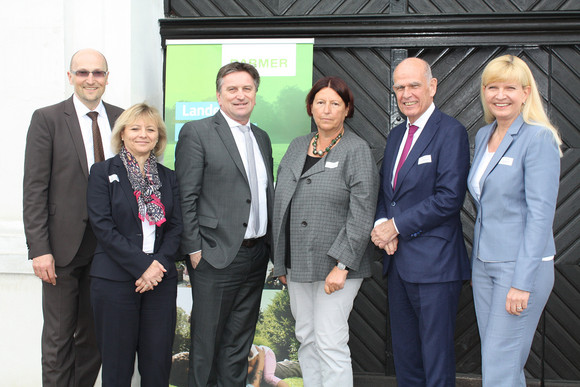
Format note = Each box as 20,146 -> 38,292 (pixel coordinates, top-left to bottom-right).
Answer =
175,62 -> 274,387
23,48 -> 123,386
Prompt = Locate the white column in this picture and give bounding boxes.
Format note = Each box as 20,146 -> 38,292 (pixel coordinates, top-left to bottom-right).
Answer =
0,1 -> 164,385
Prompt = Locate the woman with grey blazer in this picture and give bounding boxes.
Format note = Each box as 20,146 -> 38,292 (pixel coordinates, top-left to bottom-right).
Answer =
272,76 -> 379,387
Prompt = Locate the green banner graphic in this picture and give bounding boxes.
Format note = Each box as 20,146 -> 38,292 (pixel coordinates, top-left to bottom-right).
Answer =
164,39 -> 314,174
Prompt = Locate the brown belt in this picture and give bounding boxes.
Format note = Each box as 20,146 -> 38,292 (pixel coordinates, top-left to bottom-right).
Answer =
241,237 -> 263,248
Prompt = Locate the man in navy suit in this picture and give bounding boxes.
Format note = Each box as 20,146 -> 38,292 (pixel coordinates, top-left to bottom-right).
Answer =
371,57 -> 470,386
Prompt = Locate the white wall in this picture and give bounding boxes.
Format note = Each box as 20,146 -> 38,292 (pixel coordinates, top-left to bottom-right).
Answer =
0,1 -> 164,385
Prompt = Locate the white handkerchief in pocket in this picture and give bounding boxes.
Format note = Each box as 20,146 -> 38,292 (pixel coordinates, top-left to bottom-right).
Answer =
418,155 -> 432,165
325,161 -> 339,169
109,174 -> 119,183
499,157 -> 513,166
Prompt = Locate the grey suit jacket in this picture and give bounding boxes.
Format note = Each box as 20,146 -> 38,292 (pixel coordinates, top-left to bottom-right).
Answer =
175,111 -> 274,269
23,96 -> 124,266
272,129 -> 379,282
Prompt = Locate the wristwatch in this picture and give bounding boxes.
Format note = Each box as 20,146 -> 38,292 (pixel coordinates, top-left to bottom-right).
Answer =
337,261 -> 348,271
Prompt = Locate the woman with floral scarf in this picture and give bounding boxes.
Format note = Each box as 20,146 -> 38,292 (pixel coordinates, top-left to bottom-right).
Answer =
87,103 -> 183,386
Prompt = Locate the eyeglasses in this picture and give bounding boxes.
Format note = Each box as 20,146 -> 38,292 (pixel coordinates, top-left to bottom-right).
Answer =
71,70 -> 108,78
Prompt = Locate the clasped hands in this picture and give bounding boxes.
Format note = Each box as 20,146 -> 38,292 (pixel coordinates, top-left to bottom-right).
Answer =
371,218 -> 399,255
135,259 -> 166,293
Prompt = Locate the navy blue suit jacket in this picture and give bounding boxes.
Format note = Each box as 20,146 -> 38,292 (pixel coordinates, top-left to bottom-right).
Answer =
87,154 -> 183,281
376,107 -> 470,283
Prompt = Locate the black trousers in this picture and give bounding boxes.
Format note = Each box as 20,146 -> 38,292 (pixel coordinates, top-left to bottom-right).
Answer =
91,275 -> 177,387
186,239 -> 268,387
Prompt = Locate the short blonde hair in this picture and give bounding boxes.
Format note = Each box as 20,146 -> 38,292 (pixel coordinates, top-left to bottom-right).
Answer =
111,103 -> 167,157
480,55 -> 562,154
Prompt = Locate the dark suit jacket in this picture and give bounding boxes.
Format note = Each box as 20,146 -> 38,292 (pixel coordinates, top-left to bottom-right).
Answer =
87,155 -> 183,281
175,112 -> 274,269
23,96 -> 124,266
376,107 -> 471,283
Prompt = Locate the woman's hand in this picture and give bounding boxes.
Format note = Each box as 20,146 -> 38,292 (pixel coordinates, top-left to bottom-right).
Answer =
324,265 -> 348,295
135,260 -> 166,293
506,287 -> 530,316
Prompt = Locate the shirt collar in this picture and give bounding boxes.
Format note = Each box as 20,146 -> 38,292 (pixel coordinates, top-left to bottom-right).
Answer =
406,102 -> 435,130
220,109 -> 250,130
72,94 -> 106,117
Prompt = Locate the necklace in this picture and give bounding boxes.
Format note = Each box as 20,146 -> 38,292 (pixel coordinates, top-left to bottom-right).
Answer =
312,131 -> 343,156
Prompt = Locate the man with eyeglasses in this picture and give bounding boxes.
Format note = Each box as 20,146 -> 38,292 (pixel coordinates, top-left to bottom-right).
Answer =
23,48 -> 123,386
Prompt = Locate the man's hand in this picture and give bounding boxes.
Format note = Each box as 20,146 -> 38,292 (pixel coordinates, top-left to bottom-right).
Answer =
135,260 -> 166,293
324,265 -> 348,295
32,254 -> 57,285
384,238 -> 398,255
189,251 -> 202,269
278,275 -> 287,285
371,218 -> 399,249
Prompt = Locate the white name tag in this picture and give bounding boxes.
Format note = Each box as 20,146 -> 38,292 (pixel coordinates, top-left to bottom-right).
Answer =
325,161 -> 339,169
418,155 -> 432,165
109,174 -> 119,183
499,157 -> 513,166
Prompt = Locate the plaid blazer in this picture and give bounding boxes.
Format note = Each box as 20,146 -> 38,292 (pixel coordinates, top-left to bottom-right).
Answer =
272,129 -> 379,282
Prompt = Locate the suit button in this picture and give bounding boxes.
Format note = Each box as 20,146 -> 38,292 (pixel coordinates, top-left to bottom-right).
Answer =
306,178 -> 311,184
243,223 -> 248,227
246,199 -> 251,204
391,202 -> 396,206
301,221 -> 307,227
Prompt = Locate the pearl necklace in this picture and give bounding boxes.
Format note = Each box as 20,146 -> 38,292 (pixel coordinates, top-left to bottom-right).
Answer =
312,131 -> 343,156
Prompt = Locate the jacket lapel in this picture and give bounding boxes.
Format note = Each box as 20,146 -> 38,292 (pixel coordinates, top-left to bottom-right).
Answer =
111,155 -> 142,227
214,114 -> 249,183
479,115 -> 524,192
104,102 -> 122,129
252,124 -> 273,182
64,97 -> 90,178
393,110 -> 440,196
384,124 -> 405,195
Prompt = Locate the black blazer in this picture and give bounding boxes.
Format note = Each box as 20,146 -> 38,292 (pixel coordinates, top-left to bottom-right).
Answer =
87,154 -> 183,281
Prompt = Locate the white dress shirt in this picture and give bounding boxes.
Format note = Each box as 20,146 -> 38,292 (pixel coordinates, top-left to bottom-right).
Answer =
469,146 -> 494,201
72,94 -> 114,169
142,220 -> 156,254
220,110 -> 268,239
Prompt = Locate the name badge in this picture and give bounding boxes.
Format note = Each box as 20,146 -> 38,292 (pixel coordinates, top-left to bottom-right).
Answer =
109,174 -> 120,183
325,161 -> 339,169
499,157 -> 513,166
418,155 -> 432,165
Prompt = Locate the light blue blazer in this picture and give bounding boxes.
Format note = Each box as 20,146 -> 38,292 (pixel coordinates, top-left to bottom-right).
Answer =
468,114 -> 560,291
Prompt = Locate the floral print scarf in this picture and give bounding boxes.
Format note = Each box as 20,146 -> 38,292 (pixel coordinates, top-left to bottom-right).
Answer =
120,145 -> 166,226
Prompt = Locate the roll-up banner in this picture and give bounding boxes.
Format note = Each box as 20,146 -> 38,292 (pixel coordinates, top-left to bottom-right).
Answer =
164,39 -> 313,386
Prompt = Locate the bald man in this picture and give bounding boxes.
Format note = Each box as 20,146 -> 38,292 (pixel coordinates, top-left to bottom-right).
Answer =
23,48 -> 123,386
372,58 -> 470,386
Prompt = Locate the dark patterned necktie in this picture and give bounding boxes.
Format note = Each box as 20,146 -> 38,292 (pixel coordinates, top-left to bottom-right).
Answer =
87,111 -> 105,163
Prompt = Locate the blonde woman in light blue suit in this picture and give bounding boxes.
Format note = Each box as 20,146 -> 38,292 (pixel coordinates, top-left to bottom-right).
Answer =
468,55 -> 562,387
